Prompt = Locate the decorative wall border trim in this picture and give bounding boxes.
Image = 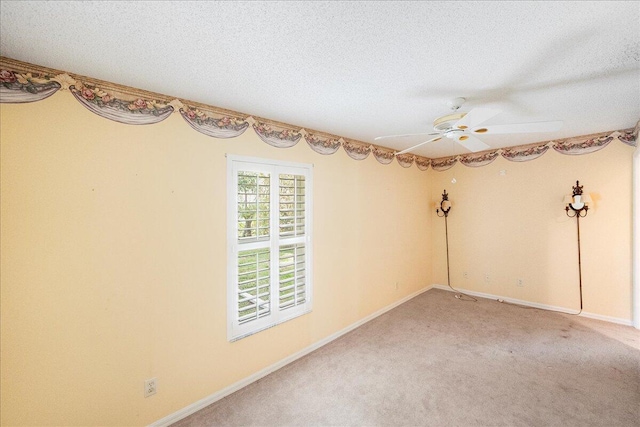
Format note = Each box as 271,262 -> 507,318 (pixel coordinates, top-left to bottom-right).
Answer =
552,134 -> 614,155
432,156 -> 458,171
0,72 -> 60,103
70,85 -> 174,125
1,56 -> 637,171
415,156 -> 431,171
501,143 -> 549,162
460,151 -> 499,167
252,122 -> 302,148
372,146 -> 395,164
396,153 -> 415,168
179,107 -> 250,139
343,139 -> 371,160
304,132 -> 342,155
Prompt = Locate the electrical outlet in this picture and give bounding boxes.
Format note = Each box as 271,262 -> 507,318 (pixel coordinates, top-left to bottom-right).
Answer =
484,274 -> 490,283
144,378 -> 157,398
516,278 -> 524,287
463,272 -> 468,279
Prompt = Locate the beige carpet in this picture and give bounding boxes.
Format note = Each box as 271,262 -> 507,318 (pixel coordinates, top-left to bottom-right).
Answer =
172,289 -> 640,426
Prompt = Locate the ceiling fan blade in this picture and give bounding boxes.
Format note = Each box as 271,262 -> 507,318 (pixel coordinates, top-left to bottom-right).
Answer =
456,134 -> 490,152
454,107 -> 502,129
471,120 -> 563,134
395,136 -> 442,155
374,131 -> 440,141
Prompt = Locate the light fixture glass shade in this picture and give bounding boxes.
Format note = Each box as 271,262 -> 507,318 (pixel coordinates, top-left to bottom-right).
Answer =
564,193 -> 591,210
571,194 -> 585,210
441,200 -> 451,210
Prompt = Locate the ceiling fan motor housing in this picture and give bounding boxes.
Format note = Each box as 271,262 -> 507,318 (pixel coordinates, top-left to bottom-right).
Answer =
433,112 -> 466,132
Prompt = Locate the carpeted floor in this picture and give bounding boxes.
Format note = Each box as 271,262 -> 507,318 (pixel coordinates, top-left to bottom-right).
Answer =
172,288 -> 640,427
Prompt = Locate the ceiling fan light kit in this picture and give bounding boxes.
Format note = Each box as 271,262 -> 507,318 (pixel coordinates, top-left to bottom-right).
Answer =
433,112 -> 466,131
378,97 -> 563,156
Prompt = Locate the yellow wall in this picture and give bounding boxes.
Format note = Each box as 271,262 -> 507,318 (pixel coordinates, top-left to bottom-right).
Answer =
1,87 -> 634,426
430,142 -> 634,319
0,93 -> 432,426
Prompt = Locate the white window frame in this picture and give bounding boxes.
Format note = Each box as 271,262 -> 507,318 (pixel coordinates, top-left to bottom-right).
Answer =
227,155 -> 313,341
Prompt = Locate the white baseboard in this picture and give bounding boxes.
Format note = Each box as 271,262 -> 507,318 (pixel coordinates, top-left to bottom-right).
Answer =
150,285 -> 433,427
432,284 -> 633,326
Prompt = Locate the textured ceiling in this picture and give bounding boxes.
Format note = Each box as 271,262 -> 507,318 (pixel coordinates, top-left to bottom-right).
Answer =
1,1 -> 639,157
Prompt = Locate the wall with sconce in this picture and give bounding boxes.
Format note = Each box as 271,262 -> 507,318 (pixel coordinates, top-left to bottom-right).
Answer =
0,58 -> 636,426
430,141 -> 634,322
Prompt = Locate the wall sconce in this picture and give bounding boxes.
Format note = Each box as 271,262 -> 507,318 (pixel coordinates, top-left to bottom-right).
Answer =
564,180 -> 592,217
436,189 -> 451,218
564,180 -> 591,314
436,190 -> 475,302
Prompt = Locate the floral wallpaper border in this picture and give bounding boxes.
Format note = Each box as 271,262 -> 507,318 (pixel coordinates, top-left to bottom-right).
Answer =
0,70 -> 60,103
70,85 -> 174,125
180,107 -> 250,139
1,57 -> 637,172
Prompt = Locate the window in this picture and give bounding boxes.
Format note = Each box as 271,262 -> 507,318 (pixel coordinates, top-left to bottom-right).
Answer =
227,155 -> 313,341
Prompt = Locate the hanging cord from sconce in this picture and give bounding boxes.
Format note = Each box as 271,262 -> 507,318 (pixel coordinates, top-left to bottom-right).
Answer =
496,299 -> 581,315
443,214 -> 477,302
572,212 -> 584,316
497,182 -> 588,316
561,194 -> 586,316
496,299 -> 537,309
496,295 -> 582,315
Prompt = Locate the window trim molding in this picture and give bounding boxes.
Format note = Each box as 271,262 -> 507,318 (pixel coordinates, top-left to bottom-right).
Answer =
226,154 -> 313,341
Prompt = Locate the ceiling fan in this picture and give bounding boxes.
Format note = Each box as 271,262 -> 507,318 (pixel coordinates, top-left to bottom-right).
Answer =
375,98 -> 563,155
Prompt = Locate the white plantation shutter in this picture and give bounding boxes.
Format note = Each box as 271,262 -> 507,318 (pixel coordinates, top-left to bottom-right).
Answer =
237,248 -> 271,324
279,174 -> 305,238
279,244 -> 306,310
228,156 -> 312,341
278,173 -> 307,313
237,171 -> 270,242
